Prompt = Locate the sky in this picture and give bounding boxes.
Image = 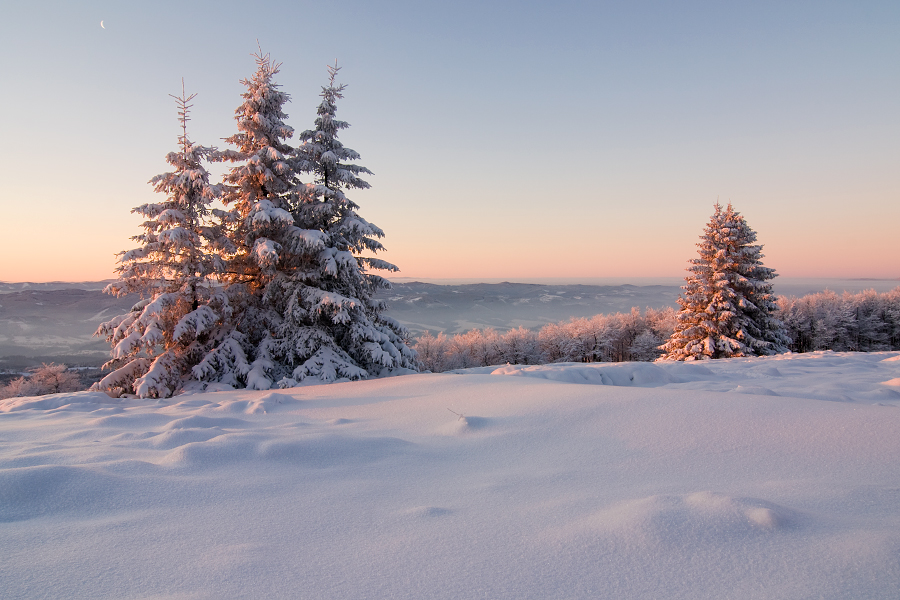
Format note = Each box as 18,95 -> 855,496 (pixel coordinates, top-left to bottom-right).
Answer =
0,0 -> 897,283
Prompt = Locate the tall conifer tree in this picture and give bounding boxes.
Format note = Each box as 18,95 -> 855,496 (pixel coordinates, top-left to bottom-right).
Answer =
267,62 -> 417,384
96,86 -> 226,397
661,203 -> 789,360
191,49 -> 306,389
194,56 -> 416,389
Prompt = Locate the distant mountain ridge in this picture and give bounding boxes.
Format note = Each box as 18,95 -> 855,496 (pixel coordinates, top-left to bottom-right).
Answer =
3,278 -> 897,370
0,281 -> 116,293
0,287 -> 139,369
386,281 -> 680,335
0,281 -> 682,369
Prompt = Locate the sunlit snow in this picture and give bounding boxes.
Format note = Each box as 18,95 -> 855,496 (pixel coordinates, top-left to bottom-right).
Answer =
2,351 -> 899,599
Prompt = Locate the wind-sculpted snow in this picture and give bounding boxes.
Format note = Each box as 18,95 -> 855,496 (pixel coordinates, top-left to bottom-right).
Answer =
0,390 -> 120,412
2,352 -> 900,599
490,361 -> 680,387
481,350 -> 900,405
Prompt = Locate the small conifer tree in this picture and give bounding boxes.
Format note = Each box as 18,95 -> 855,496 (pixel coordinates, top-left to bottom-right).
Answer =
661,203 -> 789,360
95,85 -> 225,397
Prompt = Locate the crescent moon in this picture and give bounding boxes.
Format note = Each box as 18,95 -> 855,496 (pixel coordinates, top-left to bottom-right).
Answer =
100,21 -> 105,29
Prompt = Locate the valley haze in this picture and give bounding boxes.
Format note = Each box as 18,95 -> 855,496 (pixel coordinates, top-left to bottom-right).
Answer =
2,278 -> 897,369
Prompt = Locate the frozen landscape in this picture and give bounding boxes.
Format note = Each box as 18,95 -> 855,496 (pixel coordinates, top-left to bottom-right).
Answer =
2,278 -> 896,369
4,1 -> 898,596
3,351 -> 900,599
0,281 -> 683,370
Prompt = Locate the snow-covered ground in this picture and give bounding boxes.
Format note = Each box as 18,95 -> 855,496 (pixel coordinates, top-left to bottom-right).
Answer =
3,351 -> 900,599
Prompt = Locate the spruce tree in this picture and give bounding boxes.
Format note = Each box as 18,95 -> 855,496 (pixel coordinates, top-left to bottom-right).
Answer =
194,56 -> 416,389
95,86 -> 226,397
661,203 -> 789,361
191,49 -> 307,390
267,62 -> 417,384
216,49 -> 300,290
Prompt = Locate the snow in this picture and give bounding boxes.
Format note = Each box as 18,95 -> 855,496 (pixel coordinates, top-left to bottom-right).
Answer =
2,352 -> 900,599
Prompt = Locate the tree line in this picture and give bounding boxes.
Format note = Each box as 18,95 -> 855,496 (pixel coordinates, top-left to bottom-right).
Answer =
413,307 -> 676,372
411,287 -> 900,373
778,288 -> 900,353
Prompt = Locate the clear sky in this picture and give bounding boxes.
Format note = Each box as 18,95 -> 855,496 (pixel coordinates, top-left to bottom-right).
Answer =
1,0 -> 897,282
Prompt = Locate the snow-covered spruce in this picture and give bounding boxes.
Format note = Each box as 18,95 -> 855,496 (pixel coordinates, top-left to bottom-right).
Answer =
194,50 -> 306,389
215,49 -> 301,292
661,203 -> 789,361
95,86 -> 227,398
197,56 -> 416,390
270,61 -> 416,385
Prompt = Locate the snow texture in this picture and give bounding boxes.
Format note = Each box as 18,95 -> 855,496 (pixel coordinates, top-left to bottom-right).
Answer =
2,352 -> 900,599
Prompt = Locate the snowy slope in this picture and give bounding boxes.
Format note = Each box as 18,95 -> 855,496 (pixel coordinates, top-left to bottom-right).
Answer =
2,351 -> 899,599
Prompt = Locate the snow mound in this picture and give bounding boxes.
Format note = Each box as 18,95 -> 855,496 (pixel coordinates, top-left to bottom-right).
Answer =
163,415 -> 250,430
440,414 -> 494,435
0,390 -> 116,413
520,350 -> 900,404
490,362 -> 678,386
88,412 -> 171,428
144,428 -> 226,450
159,432 -> 414,469
158,432 -> 260,468
586,492 -> 794,538
729,385 -> 779,396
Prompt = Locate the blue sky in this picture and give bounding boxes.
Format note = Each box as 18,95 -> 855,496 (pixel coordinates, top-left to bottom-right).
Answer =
1,0 -> 897,281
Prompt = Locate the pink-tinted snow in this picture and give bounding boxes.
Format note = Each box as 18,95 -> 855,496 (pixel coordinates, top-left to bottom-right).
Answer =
2,351 -> 899,599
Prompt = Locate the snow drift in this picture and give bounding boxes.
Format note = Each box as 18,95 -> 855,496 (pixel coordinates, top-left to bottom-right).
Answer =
2,351 -> 899,599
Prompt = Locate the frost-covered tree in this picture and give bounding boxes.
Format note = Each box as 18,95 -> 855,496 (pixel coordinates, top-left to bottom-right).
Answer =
0,364 -> 83,399
216,49 -> 301,291
497,327 -> 542,365
254,61 -> 417,386
538,322 -> 570,363
661,203 -> 789,361
777,288 -> 900,353
413,331 -> 450,372
192,49 -> 307,390
630,330 -> 665,362
95,86 -> 226,397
